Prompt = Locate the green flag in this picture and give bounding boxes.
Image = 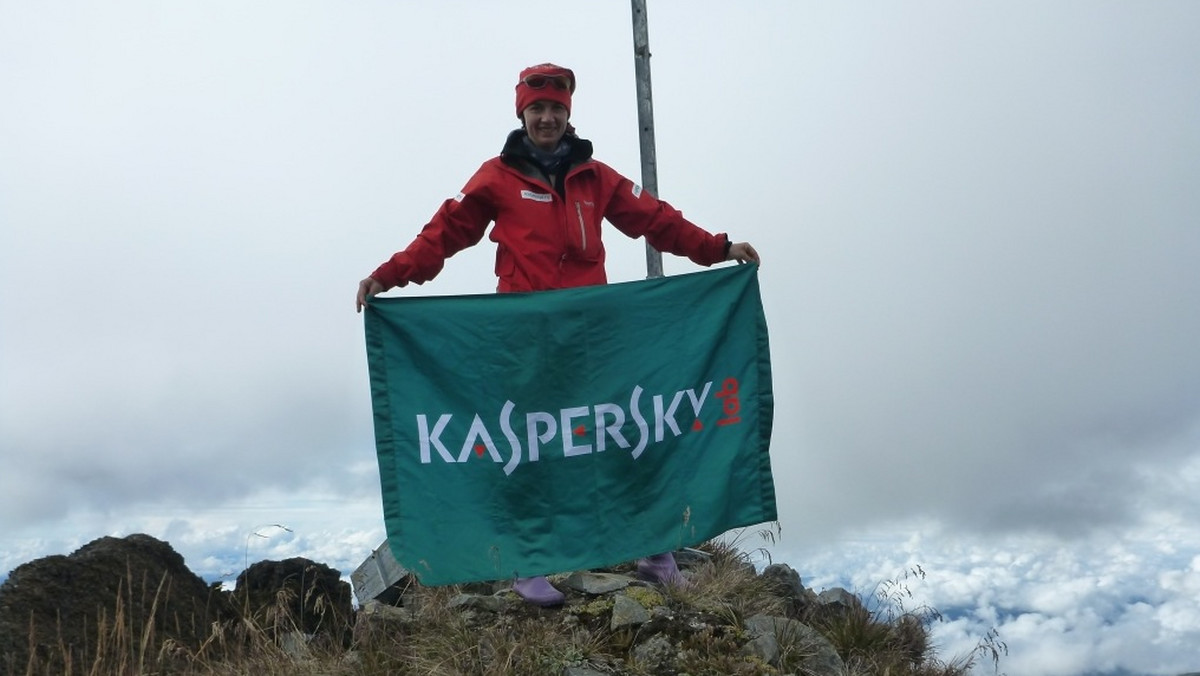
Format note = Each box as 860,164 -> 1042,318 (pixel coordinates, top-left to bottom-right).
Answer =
364,264 -> 775,586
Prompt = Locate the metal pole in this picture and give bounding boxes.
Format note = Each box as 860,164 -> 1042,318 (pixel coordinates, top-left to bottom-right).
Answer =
631,0 -> 664,279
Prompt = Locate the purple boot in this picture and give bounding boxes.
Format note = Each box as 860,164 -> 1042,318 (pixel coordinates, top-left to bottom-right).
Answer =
637,552 -> 689,587
512,576 -> 564,607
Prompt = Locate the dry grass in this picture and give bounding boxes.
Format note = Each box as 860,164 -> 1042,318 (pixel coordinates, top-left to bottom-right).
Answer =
801,565 -> 1007,676
18,541 -> 1005,676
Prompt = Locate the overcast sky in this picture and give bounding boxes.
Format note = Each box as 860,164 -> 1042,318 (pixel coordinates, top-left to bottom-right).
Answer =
3,2 -> 1199,674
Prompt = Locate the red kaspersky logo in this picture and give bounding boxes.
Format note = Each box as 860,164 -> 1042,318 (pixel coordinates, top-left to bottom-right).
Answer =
414,377 -> 746,475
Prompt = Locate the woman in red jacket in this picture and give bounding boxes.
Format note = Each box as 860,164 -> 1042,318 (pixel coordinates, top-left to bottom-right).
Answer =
356,63 -> 760,605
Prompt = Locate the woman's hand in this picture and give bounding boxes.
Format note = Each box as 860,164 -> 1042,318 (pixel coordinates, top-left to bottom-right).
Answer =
726,242 -> 761,265
356,277 -> 386,313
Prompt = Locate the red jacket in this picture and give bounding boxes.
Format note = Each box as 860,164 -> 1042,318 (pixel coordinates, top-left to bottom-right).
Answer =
371,131 -> 729,293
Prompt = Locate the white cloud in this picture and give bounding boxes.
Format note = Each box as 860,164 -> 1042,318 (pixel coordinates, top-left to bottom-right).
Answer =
780,516 -> 1200,676
3,2 -> 1200,672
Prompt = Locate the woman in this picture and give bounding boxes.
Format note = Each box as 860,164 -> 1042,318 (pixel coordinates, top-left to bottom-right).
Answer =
356,63 -> 761,605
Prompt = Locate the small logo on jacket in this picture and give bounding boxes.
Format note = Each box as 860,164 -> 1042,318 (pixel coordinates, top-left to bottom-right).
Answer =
520,190 -> 553,203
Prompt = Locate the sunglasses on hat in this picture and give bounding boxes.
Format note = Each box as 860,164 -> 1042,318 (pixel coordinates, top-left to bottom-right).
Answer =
522,74 -> 574,92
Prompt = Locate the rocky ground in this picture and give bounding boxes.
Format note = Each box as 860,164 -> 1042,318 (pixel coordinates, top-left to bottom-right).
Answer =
0,534 -> 947,676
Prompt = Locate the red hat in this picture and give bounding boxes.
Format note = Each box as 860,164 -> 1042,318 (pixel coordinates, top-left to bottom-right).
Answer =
515,63 -> 575,118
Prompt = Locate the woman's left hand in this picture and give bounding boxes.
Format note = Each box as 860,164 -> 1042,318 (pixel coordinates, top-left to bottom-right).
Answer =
727,242 -> 761,265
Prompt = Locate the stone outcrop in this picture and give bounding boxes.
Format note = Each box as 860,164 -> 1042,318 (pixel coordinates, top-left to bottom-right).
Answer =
234,557 -> 354,649
0,535 -> 357,674
2,535 -> 887,675
0,534 -> 232,674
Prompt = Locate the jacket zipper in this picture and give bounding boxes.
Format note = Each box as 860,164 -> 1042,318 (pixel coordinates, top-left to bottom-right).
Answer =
574,201 -> 587,252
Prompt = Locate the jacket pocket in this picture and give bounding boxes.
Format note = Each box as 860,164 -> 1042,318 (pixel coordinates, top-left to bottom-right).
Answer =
570,200 -> 603,262
494,246 -> 515,280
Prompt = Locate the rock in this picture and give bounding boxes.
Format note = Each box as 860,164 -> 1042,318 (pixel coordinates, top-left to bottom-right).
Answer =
744,623 -> 780,664
235,557 -> 354,648
0,534 -> 233,674
632,633 -> 675,672
760,563 -> 804,598
673,547 -> 713,567
743,614 -> 844,676
564,571 -> 634,594
359,599 -> 414,622
279,630 -> 312,659
610,593 -> 650,629
448,592 -> 507,613
761,562 -> 820,616
818,586 -> 861,612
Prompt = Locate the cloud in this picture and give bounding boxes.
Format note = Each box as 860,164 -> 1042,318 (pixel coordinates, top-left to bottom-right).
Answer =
789,513 -> 1200,676
3,2 -> 1200,671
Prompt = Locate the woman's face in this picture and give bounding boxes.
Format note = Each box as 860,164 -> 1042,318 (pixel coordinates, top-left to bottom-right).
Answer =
522,100 -> 569,151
